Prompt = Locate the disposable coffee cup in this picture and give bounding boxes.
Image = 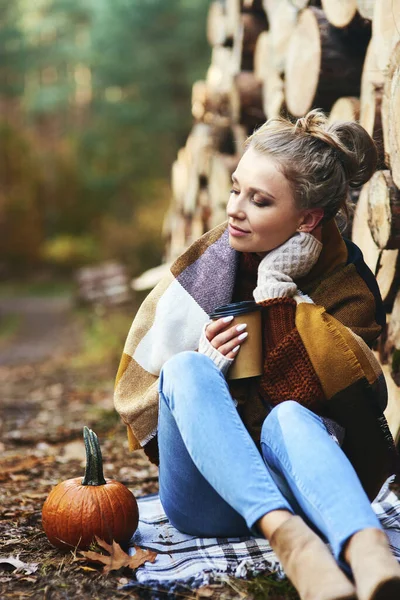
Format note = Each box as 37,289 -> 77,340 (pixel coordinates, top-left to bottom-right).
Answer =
209,300 -> 262,380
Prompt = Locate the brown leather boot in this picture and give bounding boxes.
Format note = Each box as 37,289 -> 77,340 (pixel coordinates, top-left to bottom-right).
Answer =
269,516 -> 356,600
346,528 -> 400,600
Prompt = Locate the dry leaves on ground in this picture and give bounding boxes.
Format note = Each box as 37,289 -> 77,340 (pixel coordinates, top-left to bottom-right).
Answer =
0,556 -> 39,575
79,537 -> 157,575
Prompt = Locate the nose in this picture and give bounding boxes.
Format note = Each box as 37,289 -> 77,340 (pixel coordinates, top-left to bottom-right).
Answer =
227,192 -> 246,220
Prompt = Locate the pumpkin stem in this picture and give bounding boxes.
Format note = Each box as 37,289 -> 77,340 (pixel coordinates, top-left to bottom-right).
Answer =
81,426 -> 107,486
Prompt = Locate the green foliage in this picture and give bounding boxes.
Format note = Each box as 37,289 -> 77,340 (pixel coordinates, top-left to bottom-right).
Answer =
71,307 -> 136,370
0,121 -> 44,269
41,233 -> 99,269
1,0 -> 211,274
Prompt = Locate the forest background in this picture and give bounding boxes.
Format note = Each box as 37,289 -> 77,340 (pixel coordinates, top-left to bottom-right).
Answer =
1,0 -> 211,279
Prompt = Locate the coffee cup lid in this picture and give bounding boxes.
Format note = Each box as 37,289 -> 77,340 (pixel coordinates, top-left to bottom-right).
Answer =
209,300 -> 261,318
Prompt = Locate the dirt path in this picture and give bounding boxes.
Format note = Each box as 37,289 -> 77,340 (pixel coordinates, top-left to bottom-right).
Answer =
0,296 -> 76,366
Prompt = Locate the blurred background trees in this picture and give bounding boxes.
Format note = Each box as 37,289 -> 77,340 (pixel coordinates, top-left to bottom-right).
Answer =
0,0 -> 211,276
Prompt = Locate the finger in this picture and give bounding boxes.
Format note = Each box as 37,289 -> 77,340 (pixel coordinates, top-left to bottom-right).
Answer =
215,330 -> 248,356
205,316 -> 235,341
226,345 -> 241,360
211,323 -> 247,349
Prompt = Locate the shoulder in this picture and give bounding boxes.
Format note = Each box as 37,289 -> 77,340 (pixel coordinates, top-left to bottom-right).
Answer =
308,238 -> 385,345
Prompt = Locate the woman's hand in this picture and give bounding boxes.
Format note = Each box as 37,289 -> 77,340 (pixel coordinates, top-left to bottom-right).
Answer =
205,316 -> 248,360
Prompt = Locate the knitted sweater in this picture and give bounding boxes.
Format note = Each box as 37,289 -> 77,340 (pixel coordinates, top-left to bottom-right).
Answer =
114,219 -> 399,501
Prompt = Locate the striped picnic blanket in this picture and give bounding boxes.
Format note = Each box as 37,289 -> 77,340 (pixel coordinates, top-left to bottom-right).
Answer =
125,477 -> 400,595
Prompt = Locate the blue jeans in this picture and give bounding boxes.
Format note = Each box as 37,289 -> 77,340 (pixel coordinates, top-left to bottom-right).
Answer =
158,351 -> 382,562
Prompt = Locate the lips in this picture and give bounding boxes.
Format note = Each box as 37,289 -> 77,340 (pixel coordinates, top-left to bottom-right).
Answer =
229,224 -> 250,233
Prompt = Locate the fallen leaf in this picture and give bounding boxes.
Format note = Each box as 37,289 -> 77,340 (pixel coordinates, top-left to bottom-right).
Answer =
0,455 -> 55,481
79,537 -> 157,575
0,555 -> 39,574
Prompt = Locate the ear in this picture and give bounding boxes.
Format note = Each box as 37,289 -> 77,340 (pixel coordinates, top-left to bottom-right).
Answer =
298,208 -> 324,233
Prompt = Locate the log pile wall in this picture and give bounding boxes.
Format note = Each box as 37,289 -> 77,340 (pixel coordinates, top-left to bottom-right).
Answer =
160,0 -> 400,440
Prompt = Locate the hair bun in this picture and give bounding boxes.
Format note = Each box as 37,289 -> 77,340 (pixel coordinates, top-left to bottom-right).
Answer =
295,109 -> 377,188
294,110 -> 328,135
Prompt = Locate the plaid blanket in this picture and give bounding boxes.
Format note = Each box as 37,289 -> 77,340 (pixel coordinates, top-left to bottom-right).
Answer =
125,478 -> 400,595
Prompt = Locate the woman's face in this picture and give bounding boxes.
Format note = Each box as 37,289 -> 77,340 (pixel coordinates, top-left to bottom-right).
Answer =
227,147 -> 305,256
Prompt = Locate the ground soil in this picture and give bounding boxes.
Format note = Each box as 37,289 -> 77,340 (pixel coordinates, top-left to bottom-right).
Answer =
0,296 -> 296,600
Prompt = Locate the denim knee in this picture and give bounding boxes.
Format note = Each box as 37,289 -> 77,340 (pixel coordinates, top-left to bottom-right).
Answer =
159,351 -> 217,396
261,401 -> 306,441
160,350 -> 214,380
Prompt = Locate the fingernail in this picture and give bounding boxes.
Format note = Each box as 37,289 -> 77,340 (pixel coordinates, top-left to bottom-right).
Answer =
236,323 -> 247,332
222,315 -> 234,323
232,345 -> 240,353
238,332 -> 248,341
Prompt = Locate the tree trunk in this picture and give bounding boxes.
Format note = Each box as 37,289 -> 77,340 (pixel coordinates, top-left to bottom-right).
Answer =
232,11 -> 268,74
376,249 -> 400,309
207,1 -> 228,47
368,170 -> 400,250
359,39 -> 384,165
356,0 -> 375,20
225,0 -> 241,40
351,181 -> 380,274
285,7 -> 368,117
384,290 -> 400,386
254,30 -> 270,82
291,0 -> 322,8
328,96 -> 360,123
263,0 -> 298,74
382,41 -> 400,188
208,152 -> 233,228
321,0 -> 358,28
230,71 -> 265,128
242,0 -> 265,11
372,0 -> 400,73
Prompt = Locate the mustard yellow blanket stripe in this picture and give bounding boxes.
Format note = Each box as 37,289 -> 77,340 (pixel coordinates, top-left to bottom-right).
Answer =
296,303 -> 364,399
115,356 -> 159,448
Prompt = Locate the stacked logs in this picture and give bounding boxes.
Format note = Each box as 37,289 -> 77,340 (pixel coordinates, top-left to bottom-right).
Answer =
151,0 -> 400,435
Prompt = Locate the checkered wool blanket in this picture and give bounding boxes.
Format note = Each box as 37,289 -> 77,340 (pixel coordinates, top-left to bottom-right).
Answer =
125,478 -> 400,595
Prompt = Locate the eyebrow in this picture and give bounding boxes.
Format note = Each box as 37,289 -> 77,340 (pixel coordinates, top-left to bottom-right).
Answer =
231,174 -> 276,200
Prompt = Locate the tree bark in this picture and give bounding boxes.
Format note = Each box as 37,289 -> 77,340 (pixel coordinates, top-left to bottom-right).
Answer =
359,39 -> 384,165
208,152 -> 234,228
368,170 -> 400,250
372,0 -> 400,73
230,71 -> 265,128
285,7 -> 368,117
376,249 -> 400,309
351,181 -> 380,274
232,11 -> 268,74
328,96 -> 360,123
382,41 -> 400,187
356,0 -> 375,20
207,1 -> 228,47
321,0 -> 358,28
263,0 -> 298,74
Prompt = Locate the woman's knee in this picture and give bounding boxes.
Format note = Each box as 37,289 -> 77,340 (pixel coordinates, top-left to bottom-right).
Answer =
261,401 -> 309,440
159,351 -> 216,396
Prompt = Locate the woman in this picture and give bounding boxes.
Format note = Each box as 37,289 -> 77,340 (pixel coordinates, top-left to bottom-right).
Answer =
115,110 -> 400,600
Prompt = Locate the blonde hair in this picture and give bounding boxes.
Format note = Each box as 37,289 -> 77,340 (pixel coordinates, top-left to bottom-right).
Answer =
245,109 -> 377,224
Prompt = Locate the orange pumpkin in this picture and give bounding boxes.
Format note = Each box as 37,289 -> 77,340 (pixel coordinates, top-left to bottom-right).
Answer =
42,426 -> 139,550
